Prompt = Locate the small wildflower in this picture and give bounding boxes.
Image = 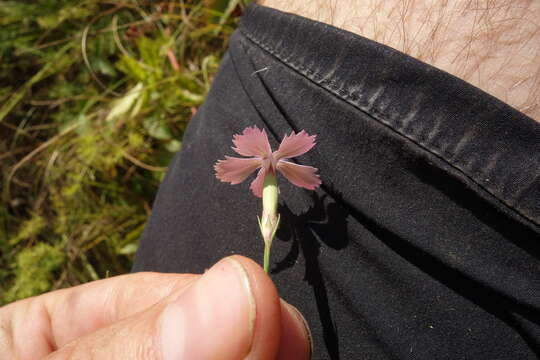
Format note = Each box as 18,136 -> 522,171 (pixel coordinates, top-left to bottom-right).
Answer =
214,126 -> 321,196
214,126 -> 321,273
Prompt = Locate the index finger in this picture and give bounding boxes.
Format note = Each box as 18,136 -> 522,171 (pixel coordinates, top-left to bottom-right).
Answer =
0,272 -> 198,359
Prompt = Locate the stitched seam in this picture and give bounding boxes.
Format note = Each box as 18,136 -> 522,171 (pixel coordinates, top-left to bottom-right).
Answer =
237,28 -> 540,228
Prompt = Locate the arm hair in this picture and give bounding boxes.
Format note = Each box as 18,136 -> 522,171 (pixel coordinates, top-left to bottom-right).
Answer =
260,0 -> 540,120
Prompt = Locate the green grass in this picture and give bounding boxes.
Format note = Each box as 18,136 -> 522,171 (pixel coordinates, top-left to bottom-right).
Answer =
0,0 -> 248,305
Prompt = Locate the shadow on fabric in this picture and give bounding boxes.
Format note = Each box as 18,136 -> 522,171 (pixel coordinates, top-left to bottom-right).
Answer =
273,192 -> 349,360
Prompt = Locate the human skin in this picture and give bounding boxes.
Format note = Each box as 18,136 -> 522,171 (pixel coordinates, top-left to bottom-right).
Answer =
0,256 -> 311,360
260,0 -> 540,121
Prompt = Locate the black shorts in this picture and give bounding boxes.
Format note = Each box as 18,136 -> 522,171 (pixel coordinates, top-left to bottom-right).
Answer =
133,4 -> 540,359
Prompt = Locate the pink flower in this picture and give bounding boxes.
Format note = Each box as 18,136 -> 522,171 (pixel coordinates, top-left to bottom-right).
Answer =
214,126 -> 321,197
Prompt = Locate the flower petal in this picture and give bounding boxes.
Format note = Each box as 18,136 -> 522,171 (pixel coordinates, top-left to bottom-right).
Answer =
214,156 -> 261,184
232,126 -> 272,157
273,130 -> 316,160
276,160 -> 321,190
249,167 -> 267,197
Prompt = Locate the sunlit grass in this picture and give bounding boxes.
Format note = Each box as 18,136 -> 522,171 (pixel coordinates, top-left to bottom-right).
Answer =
0,0 -> 247,304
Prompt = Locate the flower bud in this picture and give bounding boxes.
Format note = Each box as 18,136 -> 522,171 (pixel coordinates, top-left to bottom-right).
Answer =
260,173 -> 279,246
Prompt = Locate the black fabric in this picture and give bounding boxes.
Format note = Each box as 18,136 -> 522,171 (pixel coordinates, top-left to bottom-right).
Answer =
133,4 -> 540,359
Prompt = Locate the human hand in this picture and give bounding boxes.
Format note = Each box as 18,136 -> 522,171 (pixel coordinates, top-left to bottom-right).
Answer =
0,256 -> 311,359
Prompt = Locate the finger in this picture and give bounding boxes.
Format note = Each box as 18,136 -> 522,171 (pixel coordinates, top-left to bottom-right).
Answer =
277,300 -> 313,360
236,256 -> 311,360
1,272 -> 198,359
45,256 -> 311,360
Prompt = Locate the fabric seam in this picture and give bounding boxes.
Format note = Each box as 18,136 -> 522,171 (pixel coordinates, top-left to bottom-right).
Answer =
237,28 -> 539,229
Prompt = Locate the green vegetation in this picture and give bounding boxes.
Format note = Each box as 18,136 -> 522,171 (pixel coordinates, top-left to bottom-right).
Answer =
0,0 -> 247,305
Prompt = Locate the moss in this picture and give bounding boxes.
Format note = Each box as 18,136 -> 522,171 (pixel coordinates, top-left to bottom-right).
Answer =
4,243 -> 65,304
9,215 -> 47,245
1,0 -> 251,304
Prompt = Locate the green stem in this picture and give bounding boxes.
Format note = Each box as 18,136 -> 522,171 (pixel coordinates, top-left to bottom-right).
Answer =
263,241 -> 271,274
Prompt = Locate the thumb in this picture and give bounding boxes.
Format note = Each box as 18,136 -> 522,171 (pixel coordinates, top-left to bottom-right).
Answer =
46,256 -> 311,360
